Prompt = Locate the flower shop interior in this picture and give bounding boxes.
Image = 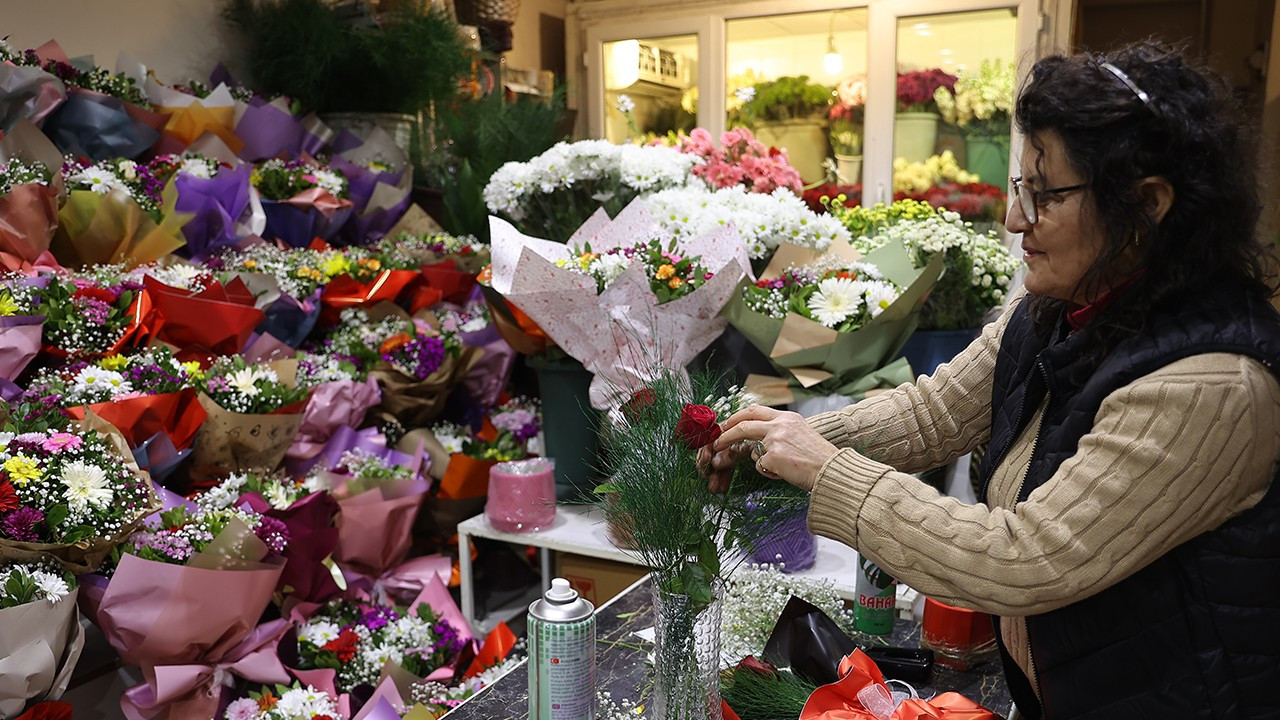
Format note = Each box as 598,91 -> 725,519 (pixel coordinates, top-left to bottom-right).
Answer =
1,0 -> 1279,718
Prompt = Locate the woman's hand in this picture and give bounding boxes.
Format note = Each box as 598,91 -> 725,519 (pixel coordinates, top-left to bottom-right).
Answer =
699,405 -> 839,493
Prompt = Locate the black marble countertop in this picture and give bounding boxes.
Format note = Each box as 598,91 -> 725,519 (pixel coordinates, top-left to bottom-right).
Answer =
448,577 -> 1011,719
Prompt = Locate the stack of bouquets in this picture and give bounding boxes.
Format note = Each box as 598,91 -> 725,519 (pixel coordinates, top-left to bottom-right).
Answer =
5,41 -> 167,161
54,154 -> 189,268
188,356 -> 310,484
722,236 -> 943,406
0,119 -> 64,273
483,139 -> 700,243
0,414 -> 157,572
488,197 -> 751,410
31,344 -> 207,452
211,242 -> 348,349
286,598 -> 468,703
82,504 -> 291,719
0,562 -> 83,716
36,265 -> 143,362
308,446 -> 430,581
198,471 -> 343,605
0,274 -> 45,382
252,158 -> 353,248
132,267 -> 266,360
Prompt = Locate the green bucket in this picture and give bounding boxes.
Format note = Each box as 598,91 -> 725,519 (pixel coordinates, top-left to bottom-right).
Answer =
964,134 -> 1010,185
531,354 -> 603,501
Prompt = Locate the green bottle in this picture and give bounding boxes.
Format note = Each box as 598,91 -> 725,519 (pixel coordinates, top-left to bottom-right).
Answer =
854,555 -> 897,635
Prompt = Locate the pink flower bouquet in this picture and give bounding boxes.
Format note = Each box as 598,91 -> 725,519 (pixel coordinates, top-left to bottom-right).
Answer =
670,127 -> 803,195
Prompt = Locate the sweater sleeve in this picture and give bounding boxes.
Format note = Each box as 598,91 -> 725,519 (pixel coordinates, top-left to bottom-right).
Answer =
806,289 -> 1026,473
806,353 -> 1280,616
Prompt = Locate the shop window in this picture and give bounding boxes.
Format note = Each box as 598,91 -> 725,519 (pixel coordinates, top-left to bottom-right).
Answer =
602,35 -> 698,144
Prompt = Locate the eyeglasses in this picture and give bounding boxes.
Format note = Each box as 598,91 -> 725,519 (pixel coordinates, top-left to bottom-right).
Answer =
1009,175 -> 1088,225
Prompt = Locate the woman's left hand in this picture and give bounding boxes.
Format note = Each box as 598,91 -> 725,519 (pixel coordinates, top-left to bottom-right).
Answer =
704,405 -> 839,493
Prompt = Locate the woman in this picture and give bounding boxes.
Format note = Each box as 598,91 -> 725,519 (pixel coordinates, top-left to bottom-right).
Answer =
705,42 -> 1280,719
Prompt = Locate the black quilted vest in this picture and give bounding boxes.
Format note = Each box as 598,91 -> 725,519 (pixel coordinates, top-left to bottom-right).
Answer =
977,287 -> 1280,720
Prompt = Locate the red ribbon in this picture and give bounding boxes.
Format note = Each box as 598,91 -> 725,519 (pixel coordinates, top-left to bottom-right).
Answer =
800,650 -> 999,720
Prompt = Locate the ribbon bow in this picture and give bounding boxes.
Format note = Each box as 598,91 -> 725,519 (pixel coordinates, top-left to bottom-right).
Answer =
121,620 -> 290,720
800,650 -> 1000,720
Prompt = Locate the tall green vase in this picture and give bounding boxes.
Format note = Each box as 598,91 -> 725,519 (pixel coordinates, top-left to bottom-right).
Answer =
531,354 -> 602,501
964,134 -> 1010,185
893,111 -> 940,164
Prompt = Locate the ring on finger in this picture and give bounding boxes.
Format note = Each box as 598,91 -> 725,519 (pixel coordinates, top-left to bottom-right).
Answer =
749,440 -> 766,462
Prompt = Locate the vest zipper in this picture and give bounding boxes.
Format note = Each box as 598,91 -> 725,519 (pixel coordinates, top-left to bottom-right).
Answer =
1011,358 -> 1052,708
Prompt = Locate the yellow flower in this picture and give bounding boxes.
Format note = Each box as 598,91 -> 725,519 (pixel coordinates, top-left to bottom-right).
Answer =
181,361 -> 205,379
668,276 -> 684,289
99,354 -> 130,371
0,291 -> 19,317
655,264 -> 676,280
243,259 -> 258,270
555,258 -> 568,268
322,255 -> 349,278
4,455 -> 41,486
576,252 -> 597,271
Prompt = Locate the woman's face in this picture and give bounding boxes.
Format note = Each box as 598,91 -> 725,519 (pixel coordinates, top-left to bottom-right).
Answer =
1006,131 -> 1108,305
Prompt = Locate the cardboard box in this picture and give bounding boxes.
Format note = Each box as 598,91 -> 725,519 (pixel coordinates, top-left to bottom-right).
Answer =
555,552 -> 648,607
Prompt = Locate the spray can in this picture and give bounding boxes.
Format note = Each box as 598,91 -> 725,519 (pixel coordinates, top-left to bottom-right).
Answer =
855,555 -> 897,635
528,577 -> 596,719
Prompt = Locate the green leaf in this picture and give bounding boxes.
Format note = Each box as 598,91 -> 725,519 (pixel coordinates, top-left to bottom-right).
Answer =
593,482 -> 622,495
62,525 -> 98,544
45,504 -> 69,533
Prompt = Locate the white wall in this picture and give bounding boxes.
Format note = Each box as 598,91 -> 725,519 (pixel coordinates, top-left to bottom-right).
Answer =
5,0 -> 239,84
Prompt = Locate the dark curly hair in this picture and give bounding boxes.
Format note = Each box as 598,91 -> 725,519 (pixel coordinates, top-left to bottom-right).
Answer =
1014,41 -> 1276,347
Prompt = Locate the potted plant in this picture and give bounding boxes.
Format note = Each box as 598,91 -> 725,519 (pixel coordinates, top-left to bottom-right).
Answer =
934,59 -> 1017,184
738,75 -> 832,182
224,0 -> 472,158
828,74 -> 866,185
894,68 -> 958,164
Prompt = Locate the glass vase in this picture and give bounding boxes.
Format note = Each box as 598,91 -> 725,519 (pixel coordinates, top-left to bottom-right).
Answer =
652,579 -> 724,720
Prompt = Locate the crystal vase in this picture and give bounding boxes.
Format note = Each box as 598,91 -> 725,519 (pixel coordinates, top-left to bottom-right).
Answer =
652,579 -> 724,720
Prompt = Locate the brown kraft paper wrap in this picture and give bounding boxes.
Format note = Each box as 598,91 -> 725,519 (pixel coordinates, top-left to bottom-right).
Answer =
0,587 -> 86,717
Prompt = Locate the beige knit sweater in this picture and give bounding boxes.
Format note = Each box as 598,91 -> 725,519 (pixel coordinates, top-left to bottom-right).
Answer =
805,291 -> 1280,694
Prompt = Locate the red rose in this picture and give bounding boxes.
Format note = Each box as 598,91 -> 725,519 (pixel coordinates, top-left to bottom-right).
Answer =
322,628 -> 360,663
736,655 -> 778,677
676,404 -> 722,449
622,388 -> 657,422
71,287 -> 119,305
0,480 -> 18,512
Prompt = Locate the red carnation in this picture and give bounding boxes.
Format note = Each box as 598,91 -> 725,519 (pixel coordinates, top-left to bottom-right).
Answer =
71,287 -> 119,305
676,404 -> 722,449
322,628 -> 360,663
0,480 -> 18,513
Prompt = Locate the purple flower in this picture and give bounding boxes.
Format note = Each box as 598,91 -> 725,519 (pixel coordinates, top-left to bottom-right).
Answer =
2,506 -> 45,541
356,604 -> 400,631
253,515 -> 290,555
383,335 -> 446,381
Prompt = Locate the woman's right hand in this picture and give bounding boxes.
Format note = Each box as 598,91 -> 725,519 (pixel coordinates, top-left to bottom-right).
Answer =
698,441 -> 749,493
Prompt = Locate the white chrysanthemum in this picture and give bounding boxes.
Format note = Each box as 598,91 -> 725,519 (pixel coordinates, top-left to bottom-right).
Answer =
31,569 -> 70,603
72,366 -> 129,398
0,431 -> 13,454
61,459 -> 114,510
116,160 -> 138,180
614,94 -> 635,113
197,474 -> 246,511
312,169 -> 345,197
807,277 -> 865,327
591,253 -> 632,287
264,482 -> 293,510
227,366 -> 275,397
179,157 -> 216,179
298,620 -> 341,647
73,166 -> 126,194
863,281 -> 900,318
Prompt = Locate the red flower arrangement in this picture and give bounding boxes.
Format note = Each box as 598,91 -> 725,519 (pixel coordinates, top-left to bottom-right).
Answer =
676,403 -> 722,449
897,68 -> 958,112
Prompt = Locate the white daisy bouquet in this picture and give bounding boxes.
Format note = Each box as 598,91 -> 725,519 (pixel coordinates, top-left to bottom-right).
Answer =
189,357 -> 310,483
835,198 -> 1020,330
223,684 -> 340,720
722,236 -> 943,406
483,139 -> 700,243
292,597 -> 468,695
252,158 -> 354,247
644,184 -> 851,265
488,198 -> 751,410
0,421 -> 157,573
54,157 -> 188,268
0,561 -> 85,717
